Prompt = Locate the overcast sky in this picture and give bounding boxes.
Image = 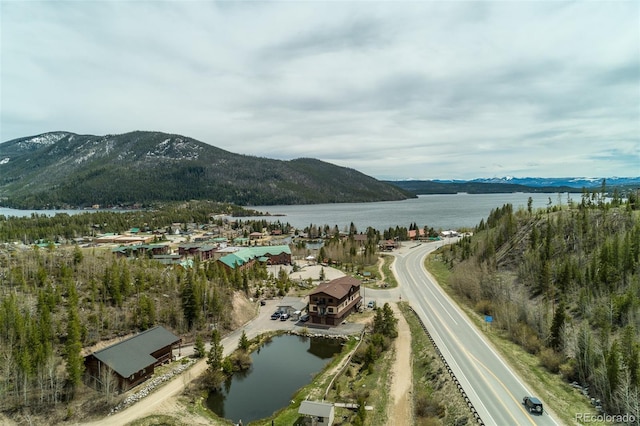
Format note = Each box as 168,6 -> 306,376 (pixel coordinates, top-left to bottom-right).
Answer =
1,1 -> 638,180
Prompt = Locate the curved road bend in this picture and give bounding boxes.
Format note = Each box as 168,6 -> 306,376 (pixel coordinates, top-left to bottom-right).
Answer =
394,241 -> 560,426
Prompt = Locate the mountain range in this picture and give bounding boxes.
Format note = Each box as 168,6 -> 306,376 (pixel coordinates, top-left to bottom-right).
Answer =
438,176 -> 640,188
0,131 -> 412,209
387,176 -> 640,195
1,131 -> 637,209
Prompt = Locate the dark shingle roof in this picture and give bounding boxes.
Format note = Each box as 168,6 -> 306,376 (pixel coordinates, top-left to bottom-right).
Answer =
311,276 -> 361,299
91,326 -> 180,378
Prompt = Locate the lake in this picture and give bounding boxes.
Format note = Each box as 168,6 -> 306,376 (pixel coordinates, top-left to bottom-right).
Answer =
206,334 -> 343,424
243,192 -> 571,232
0,192 -> 571,232
0,207 -> 127,218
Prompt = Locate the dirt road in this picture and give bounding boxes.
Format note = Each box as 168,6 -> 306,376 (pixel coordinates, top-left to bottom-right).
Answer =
387,303 -> 413,425
80,254 -> 415,426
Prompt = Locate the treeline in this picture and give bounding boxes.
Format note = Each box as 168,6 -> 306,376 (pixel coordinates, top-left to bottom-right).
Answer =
444,191 -> 640,416
0,241 -> 279,419
0,201 -> 258,244
290,222 -> 381,272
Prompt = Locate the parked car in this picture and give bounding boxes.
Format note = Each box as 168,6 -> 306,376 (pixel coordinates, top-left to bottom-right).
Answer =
523,396 -> 543,414
299,314 -> 310,322
367,300 -> 376,309
270,311 -> 281,320
280,313 -> 290,321
260,300 -> 266,306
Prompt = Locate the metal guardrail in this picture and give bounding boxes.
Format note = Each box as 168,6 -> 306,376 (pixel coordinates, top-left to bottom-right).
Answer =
408,306 -> 485,425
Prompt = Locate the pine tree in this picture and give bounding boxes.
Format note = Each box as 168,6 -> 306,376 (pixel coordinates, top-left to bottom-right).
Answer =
373,308 -> 384,334
238,330 -> 250,352
207,329 -> 224,372
181,271 -> 198,330
606,340 -> 621,403
382,303 -> 398,338
549,301 -> 566,351
64,282 -> 84,389
194,335 -> 206,358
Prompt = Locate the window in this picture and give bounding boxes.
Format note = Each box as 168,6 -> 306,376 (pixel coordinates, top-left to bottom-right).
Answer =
328,307 -> 333,313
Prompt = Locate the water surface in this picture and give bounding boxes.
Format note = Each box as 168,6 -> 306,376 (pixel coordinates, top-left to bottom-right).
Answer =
206,334 -> 343,424
244,192 -> 571,231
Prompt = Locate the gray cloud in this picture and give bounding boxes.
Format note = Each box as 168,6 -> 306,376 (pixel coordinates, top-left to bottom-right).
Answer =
1,1 -> 638,180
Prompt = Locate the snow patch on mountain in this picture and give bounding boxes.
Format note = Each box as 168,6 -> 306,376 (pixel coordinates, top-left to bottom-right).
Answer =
468,177 -> 640,188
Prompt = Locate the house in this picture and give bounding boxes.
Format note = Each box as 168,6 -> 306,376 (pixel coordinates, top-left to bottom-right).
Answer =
196,244 -> 218,261
249,231 -> 264,240
177,243 -> 202,257
308,276 -> 362,326
379,239 -> 399,251
84,326 -> 181,392
352,234 -> 368,245
112,244 -> 170,258
408,229 -> 426,240
298,400 -> 335,426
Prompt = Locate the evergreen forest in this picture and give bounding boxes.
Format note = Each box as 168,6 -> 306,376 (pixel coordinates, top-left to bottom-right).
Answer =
443,189 -> 640,417
0,203 -> 390,423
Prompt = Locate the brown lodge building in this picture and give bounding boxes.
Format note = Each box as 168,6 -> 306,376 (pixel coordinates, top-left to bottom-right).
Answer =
308,276 -> 362,326
84,326 -> 181,392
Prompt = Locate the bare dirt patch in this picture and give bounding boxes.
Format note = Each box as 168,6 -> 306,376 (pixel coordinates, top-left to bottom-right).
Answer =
387,303 -> 413,426
229,292 -> 257,329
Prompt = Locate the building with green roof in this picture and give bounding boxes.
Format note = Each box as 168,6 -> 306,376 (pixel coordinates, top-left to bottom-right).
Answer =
218,245 -> 291,271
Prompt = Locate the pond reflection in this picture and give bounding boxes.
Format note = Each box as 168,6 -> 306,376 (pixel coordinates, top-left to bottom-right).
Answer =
206,334 -> 343,424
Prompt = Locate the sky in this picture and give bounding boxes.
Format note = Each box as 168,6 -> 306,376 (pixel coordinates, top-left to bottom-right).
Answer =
1,1 -> 639,180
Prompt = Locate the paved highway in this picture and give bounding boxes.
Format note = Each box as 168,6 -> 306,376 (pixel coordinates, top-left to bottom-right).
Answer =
394,241 -> 561,426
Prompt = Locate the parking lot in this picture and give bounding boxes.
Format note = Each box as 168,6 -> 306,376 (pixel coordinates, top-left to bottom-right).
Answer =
245,298 -> 365,339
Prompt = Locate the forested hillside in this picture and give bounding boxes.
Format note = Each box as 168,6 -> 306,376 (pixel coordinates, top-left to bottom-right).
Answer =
0,131 -> 412,208
0,243 -> 261,415
443,190 -> 640,417
0,201 -> 389,423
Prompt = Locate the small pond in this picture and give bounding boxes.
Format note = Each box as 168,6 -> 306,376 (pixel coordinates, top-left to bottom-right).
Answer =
206,334 -> 344,424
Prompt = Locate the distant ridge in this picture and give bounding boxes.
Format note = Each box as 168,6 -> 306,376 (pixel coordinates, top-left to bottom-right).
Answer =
387,176 -> 640,195
443,176 -> 640,188
0,131 -> 413,209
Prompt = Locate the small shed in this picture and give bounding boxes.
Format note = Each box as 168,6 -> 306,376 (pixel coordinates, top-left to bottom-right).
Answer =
298,400 -> 335,426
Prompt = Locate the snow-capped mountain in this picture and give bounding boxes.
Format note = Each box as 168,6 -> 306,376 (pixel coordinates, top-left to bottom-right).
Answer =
436,177 -> 640,189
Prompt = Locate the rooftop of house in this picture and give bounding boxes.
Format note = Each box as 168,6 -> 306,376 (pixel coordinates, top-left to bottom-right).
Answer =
88,326 -> 181,378
310,276 -> 361,299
